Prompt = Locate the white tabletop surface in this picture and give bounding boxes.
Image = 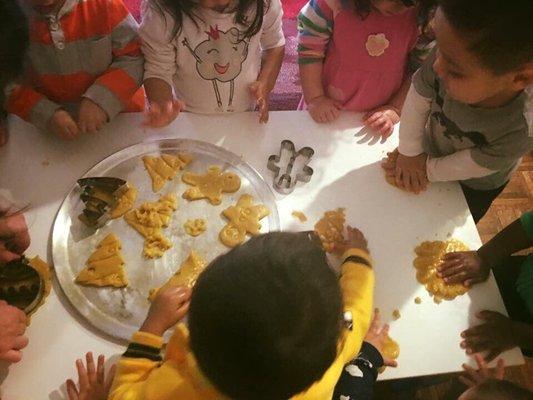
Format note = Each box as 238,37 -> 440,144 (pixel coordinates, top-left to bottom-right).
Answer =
0,111 -> 524,399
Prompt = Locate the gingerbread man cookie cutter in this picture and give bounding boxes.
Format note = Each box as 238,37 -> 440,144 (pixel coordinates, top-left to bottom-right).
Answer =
267,140 -> 314,195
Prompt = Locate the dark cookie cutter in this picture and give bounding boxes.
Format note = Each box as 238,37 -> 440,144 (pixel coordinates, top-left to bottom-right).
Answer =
267,140 -> 314,194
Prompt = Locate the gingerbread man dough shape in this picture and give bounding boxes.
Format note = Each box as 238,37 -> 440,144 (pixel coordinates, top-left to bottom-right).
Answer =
182,165 -> 241,205
219,194 -> 270,247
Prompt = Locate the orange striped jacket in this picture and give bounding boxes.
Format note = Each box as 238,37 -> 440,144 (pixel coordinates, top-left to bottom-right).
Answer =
6,0 -> 144,131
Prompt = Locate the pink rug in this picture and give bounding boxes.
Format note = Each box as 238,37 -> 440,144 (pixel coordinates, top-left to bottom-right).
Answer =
123,1 -> 302,111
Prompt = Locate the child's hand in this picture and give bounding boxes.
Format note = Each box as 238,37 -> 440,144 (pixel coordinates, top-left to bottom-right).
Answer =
437,251 -> 489,287
460,311 -> 516,361
395,152 -> 428,194
140,286 -> 192,336
66,352 -> 116,400
78,98 -> 108,134
143,100 -> 185,128
459,354 -> 505,388
48,109 -> 80,140
334,226 -> 369,255
364,311 -> 398,368
249,81 -> 269,124
307,95 -> 342,123
363,106 -> 400,140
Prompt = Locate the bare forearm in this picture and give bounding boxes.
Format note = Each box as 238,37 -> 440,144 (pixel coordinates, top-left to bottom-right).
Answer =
258,46 -> 285,94
144,78 -> 173,107
390,75 -> 412,113
477,218 -> 532,268
299,62 -> 325,103
511,320 -> 533,350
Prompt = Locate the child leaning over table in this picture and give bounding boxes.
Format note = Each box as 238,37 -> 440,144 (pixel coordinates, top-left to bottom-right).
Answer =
139,0 -> 285,127
105,230 -> 375,399
5,0 -> 144,140
382,0 -> 533,223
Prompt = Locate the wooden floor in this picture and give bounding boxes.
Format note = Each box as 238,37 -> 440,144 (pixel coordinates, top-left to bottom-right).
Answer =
376,153 -> 533,399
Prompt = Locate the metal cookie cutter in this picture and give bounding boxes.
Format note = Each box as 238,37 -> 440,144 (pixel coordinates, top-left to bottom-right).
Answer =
267,140 -> 314,194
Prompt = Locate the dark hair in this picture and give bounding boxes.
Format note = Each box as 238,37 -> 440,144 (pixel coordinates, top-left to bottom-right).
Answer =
188,232 -> 343,400
472,379 -> 533,400
150,0 -> 266,40
351,0 -> 436,27
0,0 -> 29,99
439,0 -> 533,74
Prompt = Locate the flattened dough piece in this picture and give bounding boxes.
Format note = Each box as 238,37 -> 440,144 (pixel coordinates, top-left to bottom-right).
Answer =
125,194 -> 177,259
314,208 -> 345,253
184,219 -> 207,237
76,234 -> 128,288
182,165 -> 241,205
413,239 -> 470,303
219,194 -> 270,247
378,333 -> 400,373
143,153 -> 192,192
149,250 -> 207,301
292,211 -> 308,223
110,185 -> 138,219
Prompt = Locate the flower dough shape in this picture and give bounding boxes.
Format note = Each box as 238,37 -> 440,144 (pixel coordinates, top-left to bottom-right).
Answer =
365,33 -> 390,57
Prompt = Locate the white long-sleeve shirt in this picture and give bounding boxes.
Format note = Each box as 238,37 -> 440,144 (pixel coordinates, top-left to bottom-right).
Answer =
139,0 -> 285,114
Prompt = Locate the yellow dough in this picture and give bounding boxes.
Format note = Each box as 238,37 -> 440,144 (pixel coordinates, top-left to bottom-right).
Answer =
182,165 -> 241,205
413,239 -> 470,303
143,153 -> 192,192
149,250 -> 207,301
314,208 -> 346,253
291,211 -> 308,222
143,232 -> 173,259
184,219 -> 207,237
110,185 -> 138,219
125,194 -> 177,259
392,309 -> 401,320
219,194 -> 270,247
76,234 -> 128,288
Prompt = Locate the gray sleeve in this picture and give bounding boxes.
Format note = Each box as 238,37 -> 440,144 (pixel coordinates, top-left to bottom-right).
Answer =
412,47 -> 437,99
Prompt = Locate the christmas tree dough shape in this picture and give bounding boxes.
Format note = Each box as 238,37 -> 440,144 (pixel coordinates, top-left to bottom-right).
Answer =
110,185 -> 138,219
182,165 -> 241,205
149,250 -> 207,301
413,239 -> 470,303
219,194 -> 270,247
76,234 -> 128,288
143,153 -> 192,192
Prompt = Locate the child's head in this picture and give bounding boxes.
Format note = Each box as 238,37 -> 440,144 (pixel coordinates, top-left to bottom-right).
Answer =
151,0 -> 266,39
24,0 -> 64,14
188,232 -> 343,400
352,0 -> 430,18
433,0 -> 533,105
0,0 -> 28,89
459,379 -> 533,400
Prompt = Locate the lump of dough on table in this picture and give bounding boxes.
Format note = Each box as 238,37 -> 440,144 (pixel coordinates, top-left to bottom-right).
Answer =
413,239 -> 470,303
314,208 -> 346,253
378,333 -> 400,373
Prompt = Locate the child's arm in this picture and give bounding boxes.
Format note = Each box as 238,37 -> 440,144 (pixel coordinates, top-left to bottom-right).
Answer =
5,84 -> 79,139
297,0 -> 342,123
82,0 -> 143,124
109,287 -> 191,399
335,227 -> 375,363
139,5 -> 185,128
438,212 -> 533,286
249,0 -> 285,123
333,312 -> 396,400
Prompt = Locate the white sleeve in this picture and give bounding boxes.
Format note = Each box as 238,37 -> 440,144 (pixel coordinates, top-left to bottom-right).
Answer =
398,84 -> 432,157
139,2 -> 177,88
260,0 -> 285,50
426,150 -> 495,182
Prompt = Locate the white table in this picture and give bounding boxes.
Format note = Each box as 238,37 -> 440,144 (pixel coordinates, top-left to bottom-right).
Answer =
0,111 -> 523,399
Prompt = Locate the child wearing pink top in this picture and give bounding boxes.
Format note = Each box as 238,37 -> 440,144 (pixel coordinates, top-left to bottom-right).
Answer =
298,0 -> 434,138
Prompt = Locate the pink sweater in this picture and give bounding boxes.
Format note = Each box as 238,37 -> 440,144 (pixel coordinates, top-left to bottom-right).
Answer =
297,0 -> 420,111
